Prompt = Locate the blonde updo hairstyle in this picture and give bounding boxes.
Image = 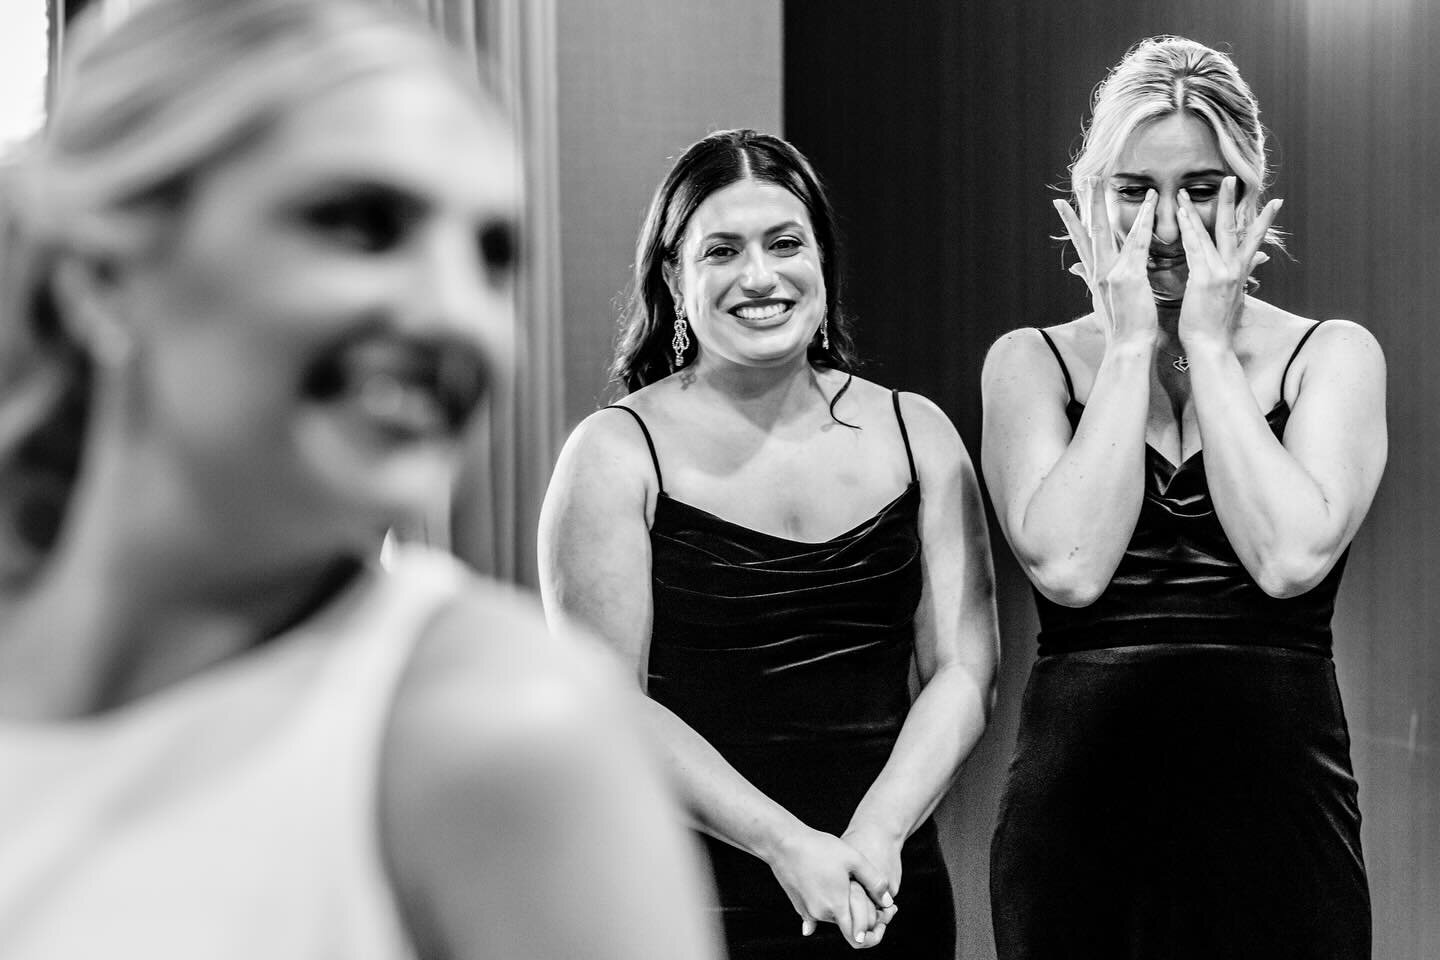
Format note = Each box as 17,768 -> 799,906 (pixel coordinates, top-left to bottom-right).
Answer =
0,0 -> 482,583
1069,36 -> 1280,249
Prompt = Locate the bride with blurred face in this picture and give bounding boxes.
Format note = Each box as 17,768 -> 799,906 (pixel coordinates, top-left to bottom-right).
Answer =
0,1 -> 718,957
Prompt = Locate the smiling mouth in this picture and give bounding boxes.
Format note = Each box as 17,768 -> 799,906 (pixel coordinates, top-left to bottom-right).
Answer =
729,300 -> 794,324
301,330 -> 491,441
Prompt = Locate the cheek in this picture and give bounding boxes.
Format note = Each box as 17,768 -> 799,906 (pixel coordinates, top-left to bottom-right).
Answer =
1111,202 -> 1139,238
1197,205 -> 1219,239
680,262 -> 722,306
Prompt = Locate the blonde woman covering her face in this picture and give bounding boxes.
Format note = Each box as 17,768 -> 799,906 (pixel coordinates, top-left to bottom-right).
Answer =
0,2 -> 719,958
540,129 -> 1000,957
982,36 -> 1384,959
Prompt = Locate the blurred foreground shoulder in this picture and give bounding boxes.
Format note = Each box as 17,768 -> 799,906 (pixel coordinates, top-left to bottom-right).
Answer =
381,578 -> 720,960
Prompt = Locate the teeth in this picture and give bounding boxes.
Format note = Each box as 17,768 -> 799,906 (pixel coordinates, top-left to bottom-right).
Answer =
734,303 -> 788,321
356,373 -> 439,429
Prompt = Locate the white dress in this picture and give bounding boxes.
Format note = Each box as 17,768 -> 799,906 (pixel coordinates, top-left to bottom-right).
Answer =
0,546 -> 468,959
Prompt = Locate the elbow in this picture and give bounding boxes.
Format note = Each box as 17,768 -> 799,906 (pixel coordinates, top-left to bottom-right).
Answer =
1251,550 -> 1334,599
1026,558 -> 1108,608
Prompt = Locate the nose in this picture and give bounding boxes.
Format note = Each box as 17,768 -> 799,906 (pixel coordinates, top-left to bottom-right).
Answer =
1152,194 -> 1181,245
738,245 -> 778,295
408,224 -> 514,360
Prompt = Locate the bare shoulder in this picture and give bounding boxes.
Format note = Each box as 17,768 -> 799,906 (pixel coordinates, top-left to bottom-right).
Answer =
1305,317 -> 1385,365
557,401 -> 659,481
982,317 -> 1094,385
1254,300 -> 1385,383
380,579 -> 717,959
899,390 -> 975,489
380,580 -> 640,900
892,389 -> 961,448
835,373 -> 970,479
387,579 -> 632,769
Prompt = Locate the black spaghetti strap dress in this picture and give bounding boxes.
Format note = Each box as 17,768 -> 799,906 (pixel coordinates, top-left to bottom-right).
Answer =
607,391 -> 955,959
990,322 -> 1371,959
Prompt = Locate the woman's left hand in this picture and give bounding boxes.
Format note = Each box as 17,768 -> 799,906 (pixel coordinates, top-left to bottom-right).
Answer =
1176,176 -> 1283,350
842,824 -> 902,913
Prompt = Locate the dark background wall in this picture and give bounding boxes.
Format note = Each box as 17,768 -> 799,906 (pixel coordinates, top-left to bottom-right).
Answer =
785,2 -> 1438,957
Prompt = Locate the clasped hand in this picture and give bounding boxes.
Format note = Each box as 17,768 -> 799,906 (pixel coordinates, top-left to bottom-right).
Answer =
767,826 -> 899,948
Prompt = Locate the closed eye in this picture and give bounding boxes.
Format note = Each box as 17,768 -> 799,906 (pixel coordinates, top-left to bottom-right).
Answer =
478,219 -> 519,281
299,186 -> 419,253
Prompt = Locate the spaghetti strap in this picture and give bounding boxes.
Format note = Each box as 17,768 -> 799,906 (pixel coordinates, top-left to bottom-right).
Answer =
1279,320 -> 1328,400
603,404 -> 664,492
891,390 -> 919,484
1036,328 -> 1076,403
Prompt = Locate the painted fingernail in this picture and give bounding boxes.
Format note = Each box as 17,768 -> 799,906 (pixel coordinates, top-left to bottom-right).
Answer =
882,892 -> 894,907
857,932 -> 866,943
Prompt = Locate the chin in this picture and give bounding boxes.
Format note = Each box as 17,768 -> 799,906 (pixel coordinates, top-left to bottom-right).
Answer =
292,437 -> 457,536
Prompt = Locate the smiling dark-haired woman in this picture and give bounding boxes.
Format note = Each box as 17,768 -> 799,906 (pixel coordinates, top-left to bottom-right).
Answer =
982,36 -> 1385,959
540,128 -> 999,957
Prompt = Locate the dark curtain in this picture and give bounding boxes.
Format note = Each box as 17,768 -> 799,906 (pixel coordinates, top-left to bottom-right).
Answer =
785,2 -> 1439,957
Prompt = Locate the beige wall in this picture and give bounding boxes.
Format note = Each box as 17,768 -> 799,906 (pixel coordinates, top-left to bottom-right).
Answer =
555,1 -> 782,425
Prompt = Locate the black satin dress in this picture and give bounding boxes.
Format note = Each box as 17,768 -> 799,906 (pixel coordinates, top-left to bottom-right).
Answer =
609,393 -> 954,959
990,324 -> 1370,959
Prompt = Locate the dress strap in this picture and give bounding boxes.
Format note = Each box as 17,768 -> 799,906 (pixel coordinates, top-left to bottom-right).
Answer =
891,390 -> 919,484
1036,328 -> 1076,403
1279,320 -> 1328,399
603,405 -> 664,492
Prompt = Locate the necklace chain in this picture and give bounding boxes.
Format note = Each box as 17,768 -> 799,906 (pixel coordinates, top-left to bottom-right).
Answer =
1162,348 -> 1189,373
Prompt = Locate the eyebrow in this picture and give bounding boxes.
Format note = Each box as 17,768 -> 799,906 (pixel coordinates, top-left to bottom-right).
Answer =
699,220 -> 808,242
1111,169 -> 1228,181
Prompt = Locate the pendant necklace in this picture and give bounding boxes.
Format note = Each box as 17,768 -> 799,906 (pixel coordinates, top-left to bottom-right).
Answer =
1162,349 -> 1189,373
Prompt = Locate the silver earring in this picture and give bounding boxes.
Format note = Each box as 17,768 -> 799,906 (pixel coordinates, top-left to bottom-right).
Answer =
672,306 -> 690,368
821,316 -> 830,351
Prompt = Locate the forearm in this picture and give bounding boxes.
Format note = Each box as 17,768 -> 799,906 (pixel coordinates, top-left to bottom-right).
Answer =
845,662 -> 990,842
1011,340 -> 1153,599
640,694 -> 804,862
1186,339 -> 1342,589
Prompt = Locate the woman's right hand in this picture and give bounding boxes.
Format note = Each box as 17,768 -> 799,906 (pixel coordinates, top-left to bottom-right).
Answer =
766,827 -> 894,947
1053,181 -> 1159,348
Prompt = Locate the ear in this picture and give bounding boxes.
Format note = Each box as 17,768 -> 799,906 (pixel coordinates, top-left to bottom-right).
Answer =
50,253 -> 134,369
661,261 -> 682,313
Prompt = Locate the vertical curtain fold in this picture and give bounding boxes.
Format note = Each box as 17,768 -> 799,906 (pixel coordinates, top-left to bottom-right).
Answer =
432,0 -> 564,588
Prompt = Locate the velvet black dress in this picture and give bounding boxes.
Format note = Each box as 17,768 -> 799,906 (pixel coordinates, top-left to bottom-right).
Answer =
990,324 -> 1370,959
608,393 -> 955,959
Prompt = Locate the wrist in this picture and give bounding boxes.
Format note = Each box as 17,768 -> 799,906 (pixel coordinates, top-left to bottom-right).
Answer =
753,813 -> 811,865
1177,335 -> 1232,363
844,812 -> 907,847
1103,335 -> 1156,365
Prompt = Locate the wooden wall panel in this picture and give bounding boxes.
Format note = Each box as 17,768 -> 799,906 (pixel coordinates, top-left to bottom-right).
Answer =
785,2 -> 1438,956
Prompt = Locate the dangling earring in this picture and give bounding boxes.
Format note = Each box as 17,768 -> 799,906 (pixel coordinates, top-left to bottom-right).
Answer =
672,304 -> 690,369
820,316 -> 830,352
